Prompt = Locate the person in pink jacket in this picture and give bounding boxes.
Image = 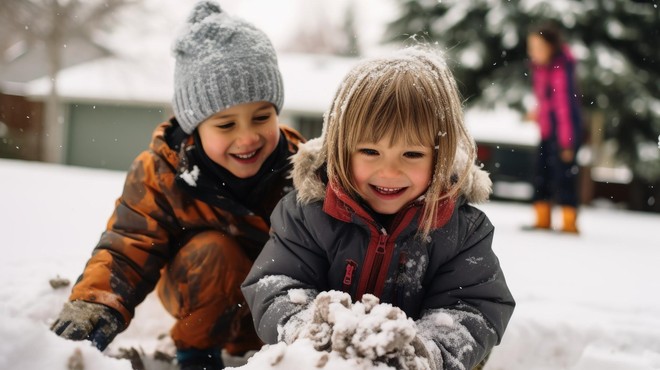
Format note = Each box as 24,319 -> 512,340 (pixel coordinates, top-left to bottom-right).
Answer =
526,21 -> 583,233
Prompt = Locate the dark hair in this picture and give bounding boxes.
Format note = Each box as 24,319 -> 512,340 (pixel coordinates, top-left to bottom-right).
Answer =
529,21 -> 563,54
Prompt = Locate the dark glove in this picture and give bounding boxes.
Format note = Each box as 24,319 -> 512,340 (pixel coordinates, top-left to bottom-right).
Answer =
51,300 -> 125,351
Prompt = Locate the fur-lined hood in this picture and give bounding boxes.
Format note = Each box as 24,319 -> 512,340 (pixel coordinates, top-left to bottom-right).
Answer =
290,136 -> 492,205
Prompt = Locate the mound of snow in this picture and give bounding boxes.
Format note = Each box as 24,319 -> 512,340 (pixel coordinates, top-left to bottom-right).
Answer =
230,291 -> 431,370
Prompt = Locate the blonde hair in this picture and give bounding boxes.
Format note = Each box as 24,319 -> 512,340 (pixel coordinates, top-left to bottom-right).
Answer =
322,46 -> 476,237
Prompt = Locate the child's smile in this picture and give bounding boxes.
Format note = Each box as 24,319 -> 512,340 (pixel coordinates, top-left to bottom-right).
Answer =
232,150 -> 258,160
230,148 -> 261,165
372,185 -> 406,197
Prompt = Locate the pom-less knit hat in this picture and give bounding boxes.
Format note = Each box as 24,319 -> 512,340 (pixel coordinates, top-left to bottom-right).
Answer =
172,0 -> 284,134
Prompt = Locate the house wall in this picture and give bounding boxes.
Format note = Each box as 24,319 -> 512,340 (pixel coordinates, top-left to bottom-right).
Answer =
65,102 -> 168,171
279,111 -> 323,140
0,92 -> 43,161
63,105 -> 322,172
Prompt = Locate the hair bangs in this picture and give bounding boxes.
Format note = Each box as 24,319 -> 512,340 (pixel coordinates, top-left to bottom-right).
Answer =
348,68 -> 439,149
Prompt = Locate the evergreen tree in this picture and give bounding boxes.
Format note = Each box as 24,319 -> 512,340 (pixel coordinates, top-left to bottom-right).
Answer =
385,0 -> 660,184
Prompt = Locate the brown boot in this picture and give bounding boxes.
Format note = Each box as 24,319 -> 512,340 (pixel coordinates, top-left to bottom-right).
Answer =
532,201 -> 552,229
561,206 -> 579,234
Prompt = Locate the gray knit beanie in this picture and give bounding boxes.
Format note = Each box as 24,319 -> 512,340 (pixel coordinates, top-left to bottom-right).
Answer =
172,0 -> 284,134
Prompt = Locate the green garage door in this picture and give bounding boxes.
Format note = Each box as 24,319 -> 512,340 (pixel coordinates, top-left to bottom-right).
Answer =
66,103 -> 168,171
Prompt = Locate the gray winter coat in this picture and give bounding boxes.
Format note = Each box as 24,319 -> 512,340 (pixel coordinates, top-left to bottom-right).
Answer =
242,138 -> 515,369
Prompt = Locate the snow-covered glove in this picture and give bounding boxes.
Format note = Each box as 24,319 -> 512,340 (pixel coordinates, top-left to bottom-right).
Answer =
349,297 -> 435,369
285,291 -> 353,350
51,300 -> 125,351
410,335 -> 439,370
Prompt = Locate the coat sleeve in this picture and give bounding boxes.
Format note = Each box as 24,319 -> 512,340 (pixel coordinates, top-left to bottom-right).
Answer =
241,191 -> 328,344
69,150 -> 180,325
417,205 -> 515,370
551,57 -> 579,150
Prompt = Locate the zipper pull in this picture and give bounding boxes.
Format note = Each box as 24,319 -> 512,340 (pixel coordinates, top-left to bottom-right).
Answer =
343,260 -> 358,291
376,233 -> 387,254
398,251 -> 408,275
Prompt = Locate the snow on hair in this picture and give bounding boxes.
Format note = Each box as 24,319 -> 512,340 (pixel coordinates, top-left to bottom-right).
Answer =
322,45 -> 476,238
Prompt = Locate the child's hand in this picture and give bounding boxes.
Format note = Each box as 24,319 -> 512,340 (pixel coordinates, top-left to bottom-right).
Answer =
297,291 -> 352,350
410,336 -> 439,370
51,300 -> 125,351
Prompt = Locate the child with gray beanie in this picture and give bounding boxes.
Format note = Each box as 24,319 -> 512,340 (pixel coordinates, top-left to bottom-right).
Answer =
50,1 -> 304,369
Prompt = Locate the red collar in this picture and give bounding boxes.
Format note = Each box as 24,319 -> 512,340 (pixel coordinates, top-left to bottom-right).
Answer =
322,181 -> 456,230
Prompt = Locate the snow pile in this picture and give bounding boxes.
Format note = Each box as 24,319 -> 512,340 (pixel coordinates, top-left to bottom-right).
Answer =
227,340 -> 394,370
2,158 -> 660,369
230,291 -> 431,370
0,314 -> 132,370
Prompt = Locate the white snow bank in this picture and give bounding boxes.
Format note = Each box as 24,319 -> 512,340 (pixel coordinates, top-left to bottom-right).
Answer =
228,339 -> 393,370
0,314 -> 132,370
0,158 -> 659,369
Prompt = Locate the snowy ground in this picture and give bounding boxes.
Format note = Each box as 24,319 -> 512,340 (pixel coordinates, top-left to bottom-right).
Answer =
1,157 -> 659,369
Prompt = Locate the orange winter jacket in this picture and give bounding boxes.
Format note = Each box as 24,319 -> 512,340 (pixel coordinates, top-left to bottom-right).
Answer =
70,119 -> 304,325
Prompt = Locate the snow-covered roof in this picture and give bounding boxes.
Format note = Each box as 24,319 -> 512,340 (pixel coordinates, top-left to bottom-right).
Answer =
19,56 -> 174,106
18,52 -> 540,146
18,52 -> 360,114
465,107 -> 540,146
3,0 -> 394,108
278,53 -> 358,114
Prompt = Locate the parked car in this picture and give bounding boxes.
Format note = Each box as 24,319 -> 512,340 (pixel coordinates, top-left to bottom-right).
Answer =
465,108 -> 539,202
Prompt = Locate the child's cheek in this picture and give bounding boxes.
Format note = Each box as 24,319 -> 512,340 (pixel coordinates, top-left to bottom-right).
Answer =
269,129 -> 280,142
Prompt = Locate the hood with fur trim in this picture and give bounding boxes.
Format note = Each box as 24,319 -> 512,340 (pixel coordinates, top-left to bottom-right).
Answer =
291,136 -> 492,205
